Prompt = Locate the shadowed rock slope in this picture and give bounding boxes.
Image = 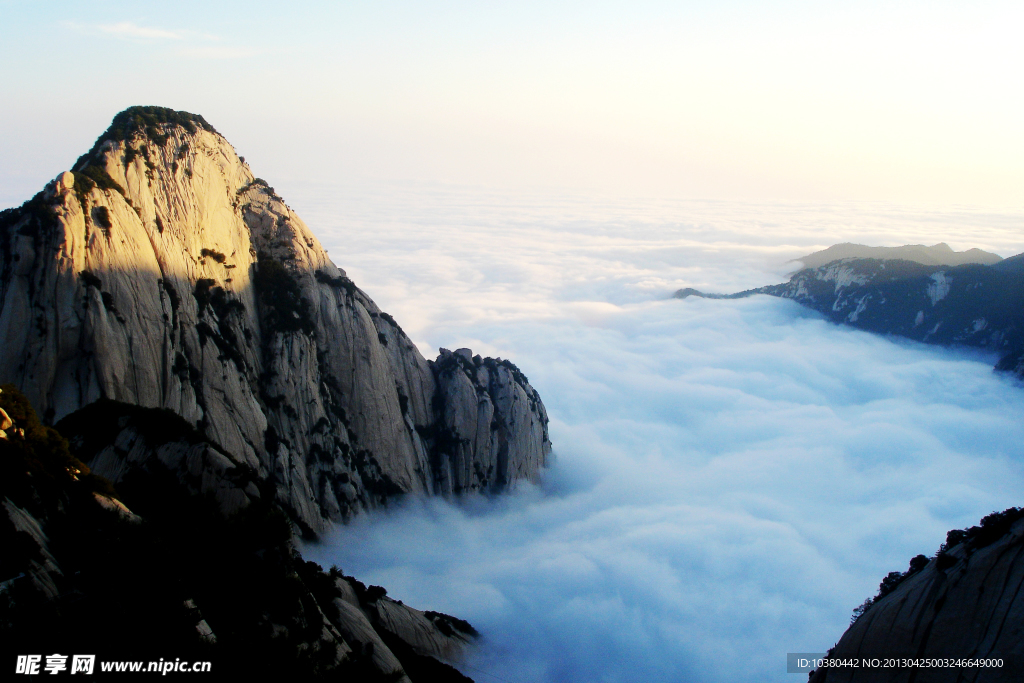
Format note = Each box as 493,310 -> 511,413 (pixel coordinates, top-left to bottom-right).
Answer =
677,253 -> 1024,377
0,385 -> 475,681
809,509 -> 1024,683
0,106 -> 550,534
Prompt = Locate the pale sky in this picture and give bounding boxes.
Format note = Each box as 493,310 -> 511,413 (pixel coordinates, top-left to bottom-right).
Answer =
2,0 -> 1022,208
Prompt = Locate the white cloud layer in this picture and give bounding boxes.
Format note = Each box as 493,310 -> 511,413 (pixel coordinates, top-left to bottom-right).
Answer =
300,186 -> 1024,682
97,21 -> 184,41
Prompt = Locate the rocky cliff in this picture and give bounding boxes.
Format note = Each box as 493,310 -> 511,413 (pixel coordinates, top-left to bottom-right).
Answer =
676,251 -> 1024,377
809,509 -> 1024,683
0,106 -> 550,534
0,385 -> 476,681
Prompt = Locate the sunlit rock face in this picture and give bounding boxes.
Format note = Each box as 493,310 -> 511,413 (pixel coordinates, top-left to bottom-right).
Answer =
0,107 -> 549,533
678,254 -> 1024,377
809,512 -> 1024,683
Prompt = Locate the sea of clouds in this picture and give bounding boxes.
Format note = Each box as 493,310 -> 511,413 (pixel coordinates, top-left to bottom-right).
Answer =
296,182 -> 1024,683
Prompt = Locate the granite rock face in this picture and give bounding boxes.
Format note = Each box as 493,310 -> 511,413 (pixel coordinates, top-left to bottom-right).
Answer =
0,107 -> 549,533
809,512 -> 1024,683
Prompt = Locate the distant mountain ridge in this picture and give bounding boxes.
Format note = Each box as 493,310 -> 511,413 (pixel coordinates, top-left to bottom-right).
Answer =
793,242 -> 1003,270
676,243 -> 1024,378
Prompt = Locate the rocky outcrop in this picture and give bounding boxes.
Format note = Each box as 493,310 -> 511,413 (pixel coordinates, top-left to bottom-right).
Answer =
54,398 -> 262,517
0,107 -> 549,533
677,254 -> 1024,377
0,384 -> 476,681
329,575 -> 476,682
809,509 -> 1024,682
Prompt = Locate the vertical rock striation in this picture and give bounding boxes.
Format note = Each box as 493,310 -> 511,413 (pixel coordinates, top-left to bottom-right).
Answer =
0,107 -> 550,533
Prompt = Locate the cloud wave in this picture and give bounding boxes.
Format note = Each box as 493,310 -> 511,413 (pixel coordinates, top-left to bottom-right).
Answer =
299,186 -> 1024,683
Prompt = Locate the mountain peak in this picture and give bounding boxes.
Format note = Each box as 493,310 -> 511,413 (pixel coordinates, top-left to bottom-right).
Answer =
1,107 -> 550,533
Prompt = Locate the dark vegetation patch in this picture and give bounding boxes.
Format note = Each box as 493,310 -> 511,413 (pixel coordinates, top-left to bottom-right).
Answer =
397,389 -> 409,416
193,278 -> 217,314
77,271 -> 125,322
260,390 -> 298,419
254,255 -> 314,335
939,507 -> 1024,554
0,384 -> 100,520
0,192 -> 60,242
75,106 -> 216,173
851,507 -> 1024,624
55,398 -> 206,457
346,575 -> 389,606
160,278 -> 180,313
378,312 -> 406,337
191,279 -> 247,368
351,449 -> 404,501
236,178 -> 283,202
264,425 -> 286,455
122,144 -> 140,167
201,248 -> 227,264
0,192 -> 61,287
92,206 -> 112,235
0,384 -> 113,590
73,165 -> 125,198
851,554 -> 930,624
486,356 -> 530,388
79,270 -> 102,289
315,269 -> 359,297
99,292 -> 125,323
424,611 -> 479,638
433,350 -> 476,379
172,352 -> 190,381
415,421 -> 468,491
196,322 -> 246,371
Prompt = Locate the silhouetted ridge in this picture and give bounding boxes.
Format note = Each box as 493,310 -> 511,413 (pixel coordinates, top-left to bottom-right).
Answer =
811,507 -> 1024,682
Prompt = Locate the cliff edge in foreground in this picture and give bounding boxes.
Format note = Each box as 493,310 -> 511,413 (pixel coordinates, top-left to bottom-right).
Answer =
809,508 -> 1024,683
